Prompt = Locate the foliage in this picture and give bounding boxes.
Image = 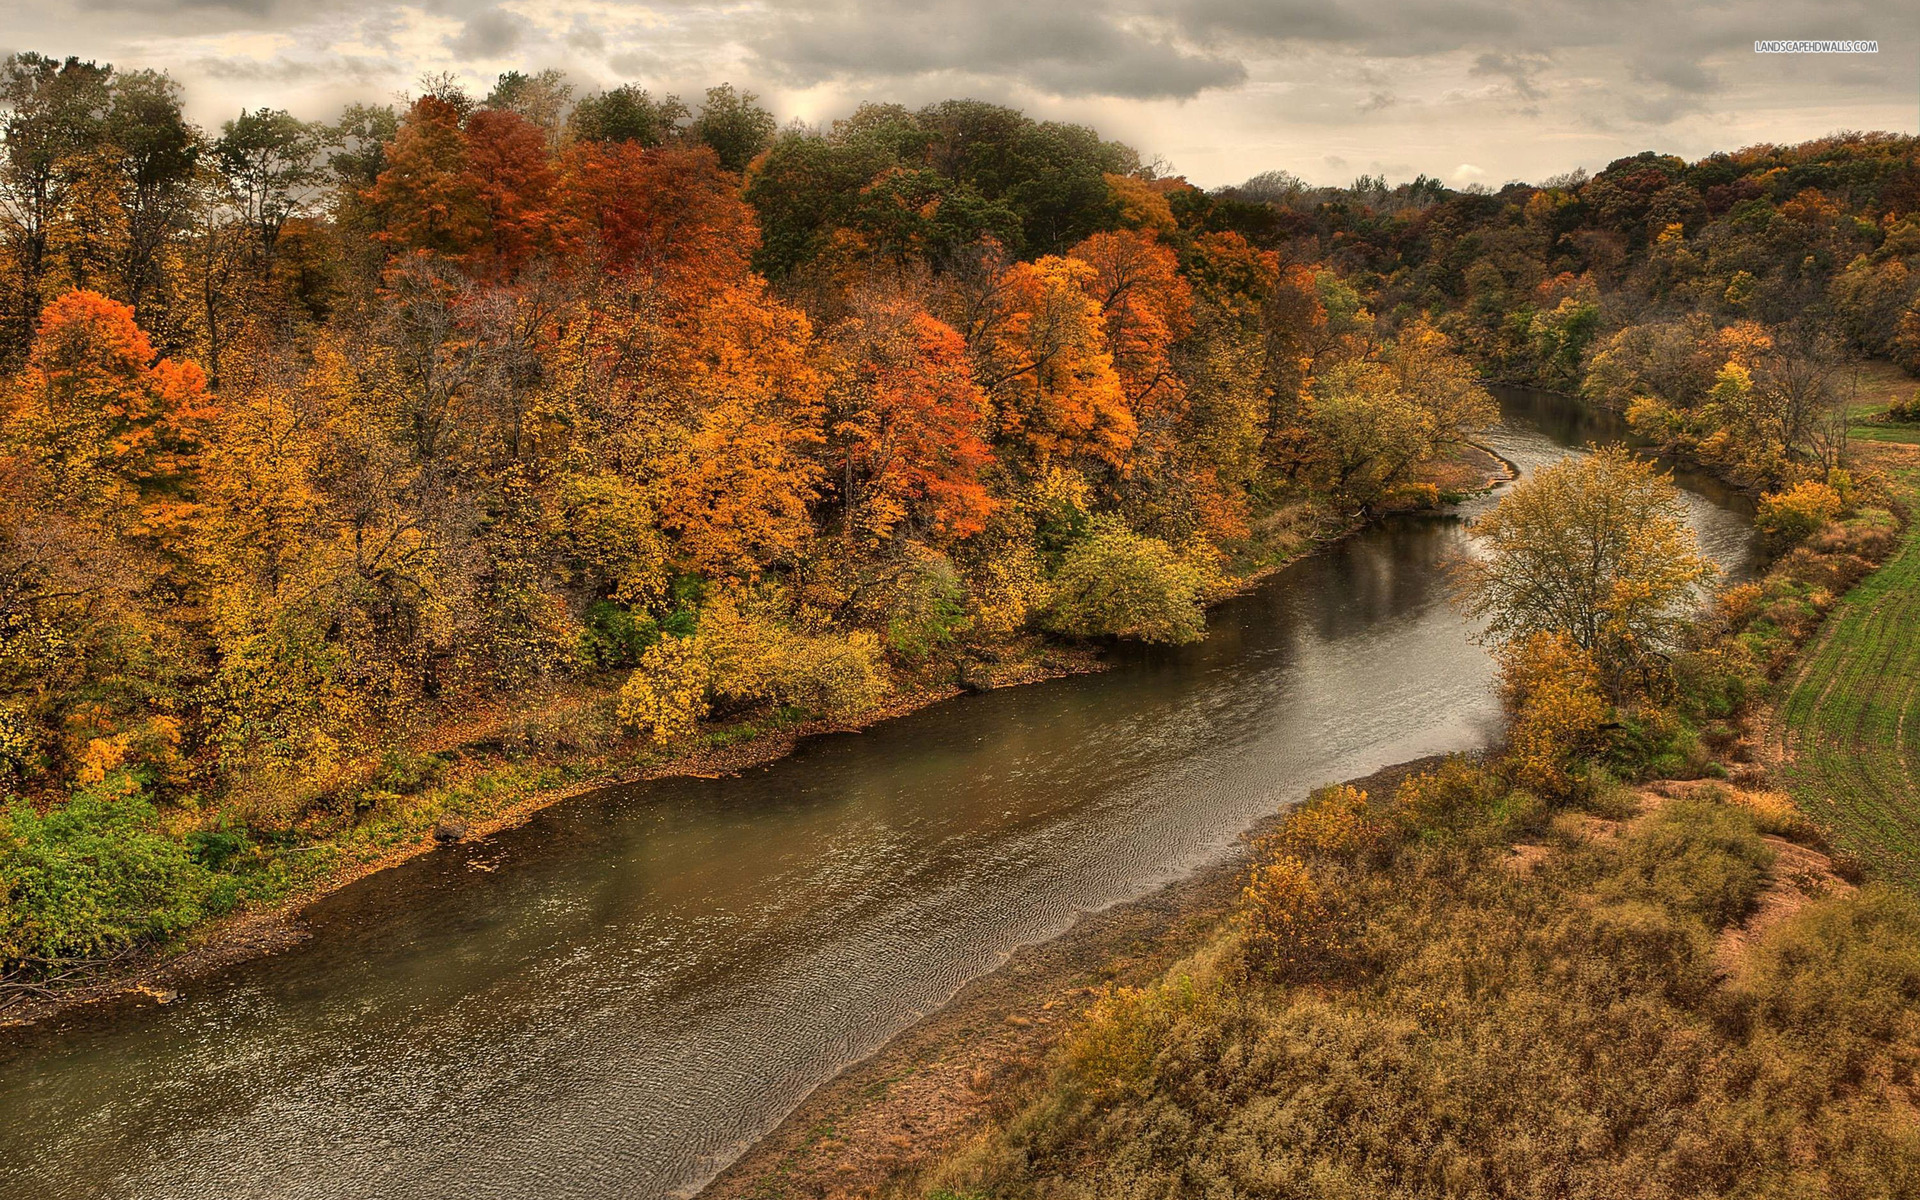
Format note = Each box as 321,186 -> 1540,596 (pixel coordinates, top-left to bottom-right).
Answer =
1273,783 -> 1390,864
1039,517 -> 1212,644
1236,854 -> 1342,982
616,636 -> 710,744
704,602 -> 891,722
1757,479 -> 1844,547
883,552 -> 970,661
3,56 -> 1908,978
920,749 -> 1920,1200
0,775 -> 213,964
1454,446 -> 1718,682
1497,632 -> 1611,799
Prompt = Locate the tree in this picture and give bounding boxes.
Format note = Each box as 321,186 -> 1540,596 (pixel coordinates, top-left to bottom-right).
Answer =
826,299 -> 995,546
691,84 -> 775,173
3,289 -> 212,514
483,70 -> 572,146
1041,515 -> 1211,644
0,54 -> 112,358
104,70 -> 199,316
1453,446 -> 1718,684
363,95 -> 485,257
1386,318 -> 1497,450
459,107 -> 558,274
568,85 -> 687,148
1069,228 -> 1192,417
973,254 -> 1135,475
214,108 -> 324,265
559,143 -> 754,288
652,281 -> 825,578
1303,360 -> 1429,511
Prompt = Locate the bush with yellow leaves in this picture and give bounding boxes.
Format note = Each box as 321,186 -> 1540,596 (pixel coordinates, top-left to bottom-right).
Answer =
1238,853 -> 1342,981
1275,783 -> 1391,864
616,636 -> 711,744
1712,784 -> 1816,841
1756,480 -> 1843,548
705,604 -> 890,722
1498,632 -> 1610,800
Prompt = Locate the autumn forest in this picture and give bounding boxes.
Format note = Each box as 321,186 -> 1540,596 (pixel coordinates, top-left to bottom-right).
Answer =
7,53 -> 1920,1180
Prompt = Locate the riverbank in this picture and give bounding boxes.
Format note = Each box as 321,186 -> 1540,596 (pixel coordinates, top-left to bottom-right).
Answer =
697,755 -> 1449,1200
0,646 -> 1103,1029
831,390 -> 1918,1199
2,444 -> 1514,1032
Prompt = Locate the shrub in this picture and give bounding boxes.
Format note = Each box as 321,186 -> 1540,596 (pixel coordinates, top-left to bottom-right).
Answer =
1886,389 -> 1920,423
0,776 -> 213,966
1237,854 -> 1342,980
1498,633 -> 1610,799
1672,642 -> 1766,723
1756,480 -> 1843,548
372,747 -> 446,794
0,704 -> 39,782
1392,754 -> 1505,837
1550,898 -> 1716,1005
885,553 -> 971,662
1276,784 -> 1391,863
1737,885 -> 1920,1043
1603,799 -> 1773,929
707,609 -> 890,721
1040,516 -> 1212,645
616,636 -> 711,743
1717,786 -> 1811,840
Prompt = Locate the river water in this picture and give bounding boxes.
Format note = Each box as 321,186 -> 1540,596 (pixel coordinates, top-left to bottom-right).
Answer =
0,389 -> 1757,1200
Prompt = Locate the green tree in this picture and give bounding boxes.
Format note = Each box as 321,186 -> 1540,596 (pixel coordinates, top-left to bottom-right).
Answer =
1042,516 -> 1212,644
691,84 -> 775,173
215,107 -> 325,264
568,85 -> 687,148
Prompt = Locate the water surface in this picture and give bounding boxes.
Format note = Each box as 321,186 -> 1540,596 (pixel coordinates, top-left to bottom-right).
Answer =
0,389 -> 1757,1199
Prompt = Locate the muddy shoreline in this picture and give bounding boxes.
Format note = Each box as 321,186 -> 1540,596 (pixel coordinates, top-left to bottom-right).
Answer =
697,756 -> 1451,1200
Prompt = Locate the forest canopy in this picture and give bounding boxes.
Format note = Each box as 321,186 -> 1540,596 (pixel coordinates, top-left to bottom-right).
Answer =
1,52 -> 1913,970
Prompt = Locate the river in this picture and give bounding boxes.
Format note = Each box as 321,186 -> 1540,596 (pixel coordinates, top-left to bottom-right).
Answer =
0,389 -> 1758,1200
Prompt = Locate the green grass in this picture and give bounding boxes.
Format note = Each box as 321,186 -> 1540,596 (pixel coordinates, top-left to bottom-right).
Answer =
1780,364 -> 1920,882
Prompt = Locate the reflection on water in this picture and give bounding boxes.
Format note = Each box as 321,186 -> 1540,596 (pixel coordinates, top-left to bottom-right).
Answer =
0,389 -> 1757,1200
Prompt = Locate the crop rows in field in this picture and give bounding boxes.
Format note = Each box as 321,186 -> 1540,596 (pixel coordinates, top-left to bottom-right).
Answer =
1781,445 -> 1920,883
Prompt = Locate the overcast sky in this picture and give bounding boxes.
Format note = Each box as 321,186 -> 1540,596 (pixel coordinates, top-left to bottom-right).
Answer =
4,0 -> 1913,188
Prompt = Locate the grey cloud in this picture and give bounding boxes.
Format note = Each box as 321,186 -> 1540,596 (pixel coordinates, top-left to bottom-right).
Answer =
1470,51 -> 1547,100
1175,0 -> 1519,54
449,7 -> 526,60
1631,56 -> 1717,94
754,1 -> 1245,99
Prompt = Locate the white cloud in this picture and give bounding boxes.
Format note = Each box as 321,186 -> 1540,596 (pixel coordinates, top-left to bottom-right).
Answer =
3,0 -> 1912,186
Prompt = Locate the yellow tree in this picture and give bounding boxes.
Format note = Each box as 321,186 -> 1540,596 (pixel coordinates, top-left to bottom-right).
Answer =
1453,446 -> 1718,687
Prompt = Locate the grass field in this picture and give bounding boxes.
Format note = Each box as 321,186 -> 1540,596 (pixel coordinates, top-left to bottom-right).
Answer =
1777,361 -> 1920,883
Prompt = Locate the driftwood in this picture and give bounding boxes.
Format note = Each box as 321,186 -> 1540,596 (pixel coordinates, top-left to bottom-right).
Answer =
0,951 -> 133,1014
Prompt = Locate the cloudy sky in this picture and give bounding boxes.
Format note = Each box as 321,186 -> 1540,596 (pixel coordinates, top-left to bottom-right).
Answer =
4,0 -> 1913,187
